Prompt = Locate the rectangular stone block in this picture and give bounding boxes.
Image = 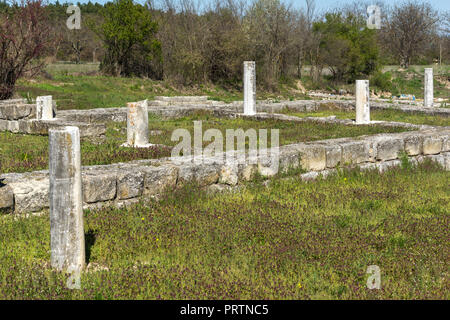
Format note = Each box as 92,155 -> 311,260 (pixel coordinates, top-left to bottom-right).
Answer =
324,144 -> 342,168
375,137 -> 404,161
340,141 -> 372,165
29,120 -> 49,135
278,146 -> 301,172
0,104 -> 34,120
423,136 -> 443,155
82,172 -> 117,203
0,185 -> 14,213
144,165 -> 179,195
117,169 -> 144,200
9,177 -> 49,213
296,144 -> 326,171
404,134 -> 424,156
7,121 -> 19,133
0,119 -> 8,131
17,120 -> 31,133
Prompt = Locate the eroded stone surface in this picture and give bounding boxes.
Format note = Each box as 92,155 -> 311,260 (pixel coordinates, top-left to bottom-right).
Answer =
340,140 -> 372,164
0,185 -> 14,213
404,134 -> 424,156
295,144 -> 326,171
143,165 -> 178,195
219,164 -> 239,186
8,176 -> 49,213
49,126 -> 85,272
117,169 -> 144,200
423,136 -> 443,155
83,171 -> 117,203
373,136 -> 404,161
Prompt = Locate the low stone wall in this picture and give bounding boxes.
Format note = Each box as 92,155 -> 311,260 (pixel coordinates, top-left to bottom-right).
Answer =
0,98 -> 105,138
255,100 -> 450,117
0,103 -> 36,120
0,118 -> 106,139
1,127 -> 448,215
219,111 -> 435,131
54,99 -> 450,125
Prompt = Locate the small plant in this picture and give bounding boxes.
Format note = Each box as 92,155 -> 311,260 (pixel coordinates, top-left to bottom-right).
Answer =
26,92 -> 33,104
399,151 -> 412,170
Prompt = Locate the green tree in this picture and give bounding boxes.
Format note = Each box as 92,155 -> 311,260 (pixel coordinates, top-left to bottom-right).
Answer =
93,0 -> 162,78
313,12 -> 379,83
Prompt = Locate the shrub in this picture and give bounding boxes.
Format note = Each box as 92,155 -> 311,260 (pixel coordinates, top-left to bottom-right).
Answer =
93,0 -> 162,78
371,71 -> 392,92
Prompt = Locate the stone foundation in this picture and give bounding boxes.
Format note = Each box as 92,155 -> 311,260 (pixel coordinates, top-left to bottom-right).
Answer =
1,127 -> 448,215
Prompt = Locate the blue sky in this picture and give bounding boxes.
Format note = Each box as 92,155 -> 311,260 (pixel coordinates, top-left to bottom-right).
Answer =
50,0 -> 450,13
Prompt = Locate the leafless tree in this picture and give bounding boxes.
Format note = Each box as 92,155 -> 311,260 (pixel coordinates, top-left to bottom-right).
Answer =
0,0 -> 51,99
383,1 -> 439,68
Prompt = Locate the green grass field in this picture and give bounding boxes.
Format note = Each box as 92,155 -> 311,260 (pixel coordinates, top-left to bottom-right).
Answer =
0,112 -> 411,173
0,161 -> 448,299
283,105 -> 450,127
13,63 -> 448,111
1,63 -> 448,300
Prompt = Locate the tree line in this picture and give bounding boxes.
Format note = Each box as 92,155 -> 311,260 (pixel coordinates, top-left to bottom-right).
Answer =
0,0 -> 448,99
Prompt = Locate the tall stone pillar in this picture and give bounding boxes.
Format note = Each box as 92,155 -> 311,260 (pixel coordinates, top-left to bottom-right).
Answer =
49,126 -> 85,273
36,96 -> 54,120
243,61 -> 256,115
126,100 -> 151,147
355,80 -> 370,124
424,68 -> 433,108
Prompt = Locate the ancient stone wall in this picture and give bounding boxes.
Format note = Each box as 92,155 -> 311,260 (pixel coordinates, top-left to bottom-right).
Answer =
1,127 -> 448,214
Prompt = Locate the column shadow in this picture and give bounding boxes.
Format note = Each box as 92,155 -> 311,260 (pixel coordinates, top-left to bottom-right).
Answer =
85,230 -> 97,264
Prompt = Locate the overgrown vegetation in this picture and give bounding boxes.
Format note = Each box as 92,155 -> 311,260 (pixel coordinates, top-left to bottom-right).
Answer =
2,0 -> 448,97
0,161 -> 448,299
92,0 -> 162,78
312,12 -> 379,83
0,0 -> 51,99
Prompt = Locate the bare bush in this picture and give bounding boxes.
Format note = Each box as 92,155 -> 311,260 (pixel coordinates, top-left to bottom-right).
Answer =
0,0 -> 51,99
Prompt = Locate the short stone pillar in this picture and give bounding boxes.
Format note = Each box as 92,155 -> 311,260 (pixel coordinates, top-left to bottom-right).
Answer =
36,96 -> 54,120
424,68 -> 433,107
49,126 -> 85,273
355,80 -> 370,124
126,100 -> 152,147
243,61 -> 256,115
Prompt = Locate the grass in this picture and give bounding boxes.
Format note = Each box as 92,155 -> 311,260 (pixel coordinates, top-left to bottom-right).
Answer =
0,161 -> 448,299
0,112 -> 411,173
15,63 -> 447,111
297,65 -> 450,100
282,105 -> 450,127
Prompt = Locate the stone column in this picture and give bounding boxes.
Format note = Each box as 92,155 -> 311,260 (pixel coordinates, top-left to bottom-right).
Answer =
424,68 -> 433,107
126,100 -> 151,147
355,80 -> 370,124
36,96 -> 54,120
243,61 -> 256,115
49,126 -> 85,273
